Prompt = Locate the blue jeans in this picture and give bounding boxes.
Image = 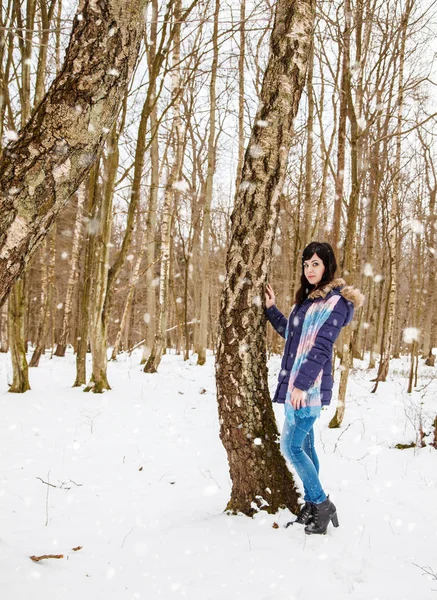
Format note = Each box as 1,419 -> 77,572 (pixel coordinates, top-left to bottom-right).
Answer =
280,414 -> 327,504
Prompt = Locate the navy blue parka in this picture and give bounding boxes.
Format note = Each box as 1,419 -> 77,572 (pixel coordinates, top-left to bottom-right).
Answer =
266,278 -> 363,407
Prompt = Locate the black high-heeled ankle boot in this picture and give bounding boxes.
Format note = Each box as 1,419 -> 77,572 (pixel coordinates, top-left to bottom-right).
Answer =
304,497 -> 339,535
285,502 -> 313,527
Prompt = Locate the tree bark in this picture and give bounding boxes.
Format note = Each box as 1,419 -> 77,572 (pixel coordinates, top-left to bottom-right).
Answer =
216,0 -> 316,516
0,0 -> 146,307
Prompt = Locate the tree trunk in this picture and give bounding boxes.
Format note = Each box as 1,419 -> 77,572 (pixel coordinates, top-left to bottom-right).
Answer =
111,233 -> 145,360
54,186 -> 85,356
332,6 -> 350,252
303,40 -> 314,246
372,2 -> 412,392
8,276 -> 30,392
0,0 -> 146,306
329,0 -> 361,429
84,125 -> 118,393
197,0 -> 220,366
216,0 -> 316,516
29,228 -> 56,366
144,0 -> 184,374
74,164 -> 99,387
0,300 -> 8,352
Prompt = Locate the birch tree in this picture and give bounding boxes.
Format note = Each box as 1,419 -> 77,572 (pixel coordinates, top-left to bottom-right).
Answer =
216,0 -> 316,516
0,0 -> 146,305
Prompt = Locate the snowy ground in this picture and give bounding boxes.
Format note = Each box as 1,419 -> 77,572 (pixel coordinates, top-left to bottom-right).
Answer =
0,349 -> 436,600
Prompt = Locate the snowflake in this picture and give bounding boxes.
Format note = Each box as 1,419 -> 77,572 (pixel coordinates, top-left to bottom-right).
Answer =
363,263 -> 373,277
249,144 -> 264,158
409,219 -> 424,235
403,327 -> 420,343
172,180 -> 189,192
4,130 -> 18,141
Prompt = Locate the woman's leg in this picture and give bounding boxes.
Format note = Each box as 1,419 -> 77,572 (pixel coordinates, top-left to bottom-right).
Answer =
302,425 -> 320,475
280,415 -> 326,504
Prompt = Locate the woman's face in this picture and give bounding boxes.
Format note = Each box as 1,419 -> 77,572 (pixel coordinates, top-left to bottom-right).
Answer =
303,253 -> 325,286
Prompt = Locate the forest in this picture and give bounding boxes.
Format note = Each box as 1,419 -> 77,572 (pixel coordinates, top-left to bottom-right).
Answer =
0,0 -> 436,598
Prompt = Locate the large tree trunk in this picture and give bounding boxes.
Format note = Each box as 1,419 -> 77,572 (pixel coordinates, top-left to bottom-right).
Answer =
0,0 -> 146,307
215,0 -> 316,516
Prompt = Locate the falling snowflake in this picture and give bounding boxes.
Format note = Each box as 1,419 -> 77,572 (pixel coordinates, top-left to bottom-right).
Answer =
249,144 -> 264,158
256,120 -> 269,127
172,180 -> 189,192
254,438 -> 262,446
152,277 -> 160,287
5,130 -> 18,141
126,254 -> 134,261
252,295 -> 262,307
364,263 -> 374,277
273,244 -> 281,256
176,297 -> 182,304
61,252 -> 69,260
218,274 -> 225,283
409,219 -> 424,235
107,68 -> 120,76
403,328 -> 420,343
374,274 -> 383,283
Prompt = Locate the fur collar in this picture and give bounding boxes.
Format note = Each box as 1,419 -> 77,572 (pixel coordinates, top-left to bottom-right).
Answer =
308,277 -> 364,308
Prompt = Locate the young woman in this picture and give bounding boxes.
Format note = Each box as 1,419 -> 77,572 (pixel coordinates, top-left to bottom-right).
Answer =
265,241 -> 364,535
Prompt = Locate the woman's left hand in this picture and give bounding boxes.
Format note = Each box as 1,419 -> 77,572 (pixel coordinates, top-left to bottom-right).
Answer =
290,387 -> 306,409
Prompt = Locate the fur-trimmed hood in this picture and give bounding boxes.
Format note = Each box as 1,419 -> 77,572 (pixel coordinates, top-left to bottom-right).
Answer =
308,277 -> 365,308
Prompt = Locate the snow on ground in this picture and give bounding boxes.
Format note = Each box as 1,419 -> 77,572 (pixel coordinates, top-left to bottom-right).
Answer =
0,350 -> 436,600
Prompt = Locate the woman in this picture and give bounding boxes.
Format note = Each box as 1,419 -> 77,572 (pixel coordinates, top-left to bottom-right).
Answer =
265,241 -> 364,535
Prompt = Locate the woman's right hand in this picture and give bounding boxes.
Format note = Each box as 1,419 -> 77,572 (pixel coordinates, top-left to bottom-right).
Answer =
265,283 -> 276,309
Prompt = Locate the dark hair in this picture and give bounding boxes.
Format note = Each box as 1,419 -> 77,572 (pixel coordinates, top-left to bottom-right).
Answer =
295,241 -> 338,305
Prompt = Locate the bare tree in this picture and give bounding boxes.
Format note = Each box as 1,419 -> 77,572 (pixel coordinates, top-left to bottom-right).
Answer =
216,0 -> 316,516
